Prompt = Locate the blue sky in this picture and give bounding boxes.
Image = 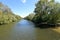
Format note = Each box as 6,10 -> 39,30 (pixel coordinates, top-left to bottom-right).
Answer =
0,0 -> 60,17
0,0 -> 38,17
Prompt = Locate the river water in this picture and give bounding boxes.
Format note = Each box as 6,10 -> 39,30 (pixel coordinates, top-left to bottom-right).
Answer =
0,19 -> 60,40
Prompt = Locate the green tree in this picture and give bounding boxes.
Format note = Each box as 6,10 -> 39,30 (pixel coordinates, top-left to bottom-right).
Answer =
33,0 -> 60,25
24,13 -> 35,20
0,3 -> 21,25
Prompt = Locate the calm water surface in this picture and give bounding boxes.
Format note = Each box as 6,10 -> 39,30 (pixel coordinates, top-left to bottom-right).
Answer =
0,19 -> 60,40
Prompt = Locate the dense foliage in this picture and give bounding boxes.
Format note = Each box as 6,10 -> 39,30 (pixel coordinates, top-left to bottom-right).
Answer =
24,13 -> 35,20
0,3 -> 21,24
32,0 -> 60,25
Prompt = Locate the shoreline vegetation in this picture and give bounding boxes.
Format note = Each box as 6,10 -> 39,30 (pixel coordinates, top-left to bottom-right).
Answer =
0,0 -> 60,28
25,0 -> 60,28
0,3 -> 21,25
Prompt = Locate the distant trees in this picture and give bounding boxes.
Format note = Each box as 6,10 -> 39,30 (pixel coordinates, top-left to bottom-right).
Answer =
0,3 -> 21,25
32,0 -> 60,25
24,13 -> 35,20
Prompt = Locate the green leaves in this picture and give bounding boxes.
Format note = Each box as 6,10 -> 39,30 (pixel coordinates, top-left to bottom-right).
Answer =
25,13 -> 35,20
0,3 -> 21,25
33,0 -> 60,25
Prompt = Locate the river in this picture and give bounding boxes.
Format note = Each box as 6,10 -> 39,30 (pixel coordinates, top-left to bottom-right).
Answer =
0,19 -> 60,40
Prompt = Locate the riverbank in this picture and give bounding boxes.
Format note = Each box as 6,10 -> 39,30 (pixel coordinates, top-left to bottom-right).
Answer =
0,3 -> 22,25
0,19 -> 60,40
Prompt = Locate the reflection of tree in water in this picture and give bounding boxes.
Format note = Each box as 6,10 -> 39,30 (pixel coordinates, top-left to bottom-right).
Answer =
0,19 -> 60,40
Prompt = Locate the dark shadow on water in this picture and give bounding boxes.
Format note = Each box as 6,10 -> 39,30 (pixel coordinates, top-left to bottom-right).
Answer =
35,24 -> 60,29
13,20 -> 60,40
0,19 -> 60,40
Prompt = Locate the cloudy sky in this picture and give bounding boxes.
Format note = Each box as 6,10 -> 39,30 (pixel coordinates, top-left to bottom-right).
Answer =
0,0 -> 60,17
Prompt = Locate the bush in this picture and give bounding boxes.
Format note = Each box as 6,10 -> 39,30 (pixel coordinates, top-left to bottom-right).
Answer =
32,0 -> 60,26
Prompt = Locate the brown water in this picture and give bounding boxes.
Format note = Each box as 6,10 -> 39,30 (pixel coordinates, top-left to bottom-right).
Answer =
0,19 -> 60,40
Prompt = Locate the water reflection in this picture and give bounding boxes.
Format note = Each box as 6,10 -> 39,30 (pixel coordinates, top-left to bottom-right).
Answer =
0,19 -> 60,40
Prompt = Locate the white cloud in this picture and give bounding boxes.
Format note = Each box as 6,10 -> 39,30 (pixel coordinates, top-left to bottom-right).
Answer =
21,0 -> 26,3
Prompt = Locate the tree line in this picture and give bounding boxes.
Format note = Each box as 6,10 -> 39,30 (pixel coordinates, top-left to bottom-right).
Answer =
25,0 -> 60,27
0,3 -> 21,25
